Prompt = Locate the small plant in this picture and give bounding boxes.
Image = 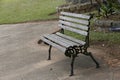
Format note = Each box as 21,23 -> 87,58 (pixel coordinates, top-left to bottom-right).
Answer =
100,2 -> 113,18
99,0 -> 120,18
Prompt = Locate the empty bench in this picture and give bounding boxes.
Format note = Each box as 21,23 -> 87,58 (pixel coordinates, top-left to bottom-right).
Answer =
40,12 -> 99,76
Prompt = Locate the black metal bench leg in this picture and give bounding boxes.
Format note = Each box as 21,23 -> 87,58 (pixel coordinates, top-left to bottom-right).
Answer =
48,45 -> 52,60
70,55 -> 76,76
88,52 -> 100,68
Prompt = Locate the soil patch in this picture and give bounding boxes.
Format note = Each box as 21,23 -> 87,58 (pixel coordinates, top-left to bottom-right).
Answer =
91,42 -> 120,68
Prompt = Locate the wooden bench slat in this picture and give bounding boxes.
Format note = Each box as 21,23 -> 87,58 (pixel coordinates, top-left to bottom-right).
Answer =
59,20 -> 88,31
56,32 -> 86,45
61,12 -> 90,20
59,24 -> 88,36
59,16 -> 89,25
41,37 -> 66,52
50,34 -> 79,46
44,34 -> 70,48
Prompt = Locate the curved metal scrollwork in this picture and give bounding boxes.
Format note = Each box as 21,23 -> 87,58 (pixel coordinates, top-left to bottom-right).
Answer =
65,46 -> 84,57
65,46 -> 77,57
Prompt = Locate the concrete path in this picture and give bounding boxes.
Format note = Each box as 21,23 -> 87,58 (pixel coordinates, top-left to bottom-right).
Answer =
0,21 -> 119,80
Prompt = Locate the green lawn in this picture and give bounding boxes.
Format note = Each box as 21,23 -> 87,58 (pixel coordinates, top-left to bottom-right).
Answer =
0,0 -> 65,24
90,31 -> 120,44
65,30 -> 120,44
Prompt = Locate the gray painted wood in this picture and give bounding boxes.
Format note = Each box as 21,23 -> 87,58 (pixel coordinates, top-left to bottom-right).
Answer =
58,24 -> 88,36
61,12 -> 90,19
41,12 -> 91,53
59,16 -> 89,25
56,32 -> 86,45
50,34 -> 79,46
43,34 -> 70,48
59,20 -> 88,31
41,37 -> 66,52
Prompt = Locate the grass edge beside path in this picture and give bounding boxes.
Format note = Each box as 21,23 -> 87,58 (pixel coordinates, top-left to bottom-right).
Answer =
0,0 -> 65,24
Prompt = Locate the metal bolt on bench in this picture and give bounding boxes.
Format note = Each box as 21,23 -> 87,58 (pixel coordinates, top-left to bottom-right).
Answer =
39,11 -> 100,76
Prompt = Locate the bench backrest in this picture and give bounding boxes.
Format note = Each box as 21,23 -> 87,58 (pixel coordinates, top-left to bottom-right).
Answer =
59,12 -> 92,48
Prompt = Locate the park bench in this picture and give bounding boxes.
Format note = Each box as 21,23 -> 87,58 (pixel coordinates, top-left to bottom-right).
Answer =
39,11 -> 99,76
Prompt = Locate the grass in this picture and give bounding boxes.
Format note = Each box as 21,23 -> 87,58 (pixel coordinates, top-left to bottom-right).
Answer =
65,30 -> 120,44
0,0 -> 65,24
90,31 -> 120,44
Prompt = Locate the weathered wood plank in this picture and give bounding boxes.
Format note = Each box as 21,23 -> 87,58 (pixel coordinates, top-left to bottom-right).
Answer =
50,34 -> 79,46
58,24 -> 88,36
56,32 -> 86,45
44,34 -> 70,48
41,37 -> 66,52
61,12 -> 90,19
59,20 -> 88,31
59,16 -> 89,25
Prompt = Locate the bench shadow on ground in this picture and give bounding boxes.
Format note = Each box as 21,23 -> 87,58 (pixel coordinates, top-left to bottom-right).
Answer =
37,44 -> 111,80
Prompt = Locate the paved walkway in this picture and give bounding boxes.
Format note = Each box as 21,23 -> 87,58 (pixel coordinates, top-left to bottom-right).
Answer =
0,21 -> 119,80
